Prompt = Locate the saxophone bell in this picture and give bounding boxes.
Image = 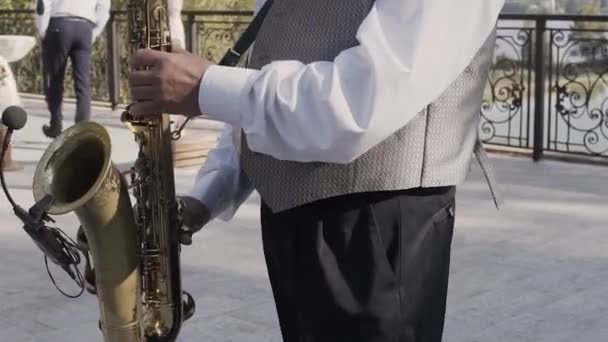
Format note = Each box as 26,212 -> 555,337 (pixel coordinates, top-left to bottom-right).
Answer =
32,122 -> 144,341
28,0 -> 196,339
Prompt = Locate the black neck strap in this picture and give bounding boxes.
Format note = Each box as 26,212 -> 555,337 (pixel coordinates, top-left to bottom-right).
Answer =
218,0 -> 275,67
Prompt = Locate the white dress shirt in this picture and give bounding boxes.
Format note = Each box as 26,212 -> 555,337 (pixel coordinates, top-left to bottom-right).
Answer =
34,0 -> 111,40
188,0 -> 506,221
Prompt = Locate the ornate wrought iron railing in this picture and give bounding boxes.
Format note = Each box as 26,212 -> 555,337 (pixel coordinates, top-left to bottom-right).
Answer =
0,10 -> 607,160
485,14 -> 608,160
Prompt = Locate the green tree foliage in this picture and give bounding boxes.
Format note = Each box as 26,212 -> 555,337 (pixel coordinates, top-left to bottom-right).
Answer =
575,0 -> 606,26
0,0 -> 13,10
111,0 -> 254,10
4,0 -> 255,10
572,0 -> 608,42
570,0 -> 608,65
183,0 -> 254,10
504,0 -> 608,14
6,0 -> 32,9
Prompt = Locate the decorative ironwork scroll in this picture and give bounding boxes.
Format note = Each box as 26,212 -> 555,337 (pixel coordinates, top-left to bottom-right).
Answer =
480,27 -> 533,149
548,28 -> 608,157
198,17 -> 250,62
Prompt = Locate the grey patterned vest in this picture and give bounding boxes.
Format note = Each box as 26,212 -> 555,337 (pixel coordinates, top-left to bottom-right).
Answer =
240,0 -> 499,213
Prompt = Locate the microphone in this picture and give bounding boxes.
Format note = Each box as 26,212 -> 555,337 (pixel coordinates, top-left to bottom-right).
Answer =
0,106 -> 85,297
1,106 -> 28,208
1,106 -> 27,160
2,105 -> 28,130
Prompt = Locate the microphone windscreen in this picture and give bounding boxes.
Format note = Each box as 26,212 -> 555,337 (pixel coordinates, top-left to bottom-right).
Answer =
2,106 -> 28,131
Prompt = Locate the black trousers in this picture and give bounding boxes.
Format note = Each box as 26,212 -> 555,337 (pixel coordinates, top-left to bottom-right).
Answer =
42,17 -> 93,125
261,186 -> 456,342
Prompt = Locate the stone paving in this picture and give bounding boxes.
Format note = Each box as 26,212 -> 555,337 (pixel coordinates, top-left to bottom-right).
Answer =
0,99 -> 607,342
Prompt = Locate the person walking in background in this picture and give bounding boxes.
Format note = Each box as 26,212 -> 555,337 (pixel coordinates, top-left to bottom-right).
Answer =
34,0 -> 110,138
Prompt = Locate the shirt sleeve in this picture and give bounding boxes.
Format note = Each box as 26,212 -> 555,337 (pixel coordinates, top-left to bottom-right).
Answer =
92,0 -> 111,40
198,0 -> 505,164
186,124 -> 254,221
34,0 -> 54,38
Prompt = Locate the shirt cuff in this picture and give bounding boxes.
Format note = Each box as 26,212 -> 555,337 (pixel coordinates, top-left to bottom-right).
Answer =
187,169 -> 230,221
198,64 -> 259,126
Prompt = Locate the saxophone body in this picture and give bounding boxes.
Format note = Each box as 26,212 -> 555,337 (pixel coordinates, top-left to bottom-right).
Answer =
123,0 -> 189,339
31,0 -> 193,341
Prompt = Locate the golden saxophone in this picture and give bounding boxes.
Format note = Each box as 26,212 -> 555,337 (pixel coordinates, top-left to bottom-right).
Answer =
31,0 -> 194,341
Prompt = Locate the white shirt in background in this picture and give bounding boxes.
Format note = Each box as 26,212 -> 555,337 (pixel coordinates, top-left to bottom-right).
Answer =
33,0 -> 111,40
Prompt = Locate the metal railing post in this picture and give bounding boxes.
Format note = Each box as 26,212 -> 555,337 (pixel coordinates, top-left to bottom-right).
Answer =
533,18 -> 547,162
106,14 -> 121,109
189,15 -> 199,55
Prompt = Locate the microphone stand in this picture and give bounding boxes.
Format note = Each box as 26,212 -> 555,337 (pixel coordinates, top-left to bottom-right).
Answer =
0,126 -> 85,298
0,123 -> 21,171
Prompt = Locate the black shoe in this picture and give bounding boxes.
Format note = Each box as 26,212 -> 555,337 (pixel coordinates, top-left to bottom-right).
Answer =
42,123 -> 62,138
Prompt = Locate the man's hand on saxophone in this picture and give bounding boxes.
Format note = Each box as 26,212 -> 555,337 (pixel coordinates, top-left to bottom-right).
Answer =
177,195 -> 211,234
127,44 -> 214,117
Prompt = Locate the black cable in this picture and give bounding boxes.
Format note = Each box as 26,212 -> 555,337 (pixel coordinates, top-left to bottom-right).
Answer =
0,132 -> 18,208
1,132 -> 85,298
44,226 -> 85,298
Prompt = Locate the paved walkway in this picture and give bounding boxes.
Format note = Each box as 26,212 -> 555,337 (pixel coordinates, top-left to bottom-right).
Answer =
1,100 -> 607,341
